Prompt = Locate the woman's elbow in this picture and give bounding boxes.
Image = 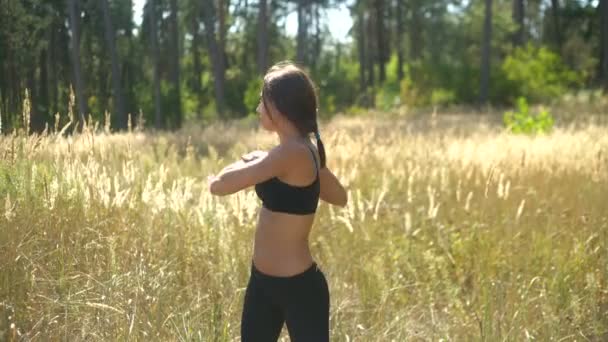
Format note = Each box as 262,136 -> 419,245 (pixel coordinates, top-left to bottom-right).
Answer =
331,190 -> 348,207
209,179 -> 229,196
209,176 -> 246,196
339,191 -> 348,207
321,188 -> 348,207
208,182 -> 221,196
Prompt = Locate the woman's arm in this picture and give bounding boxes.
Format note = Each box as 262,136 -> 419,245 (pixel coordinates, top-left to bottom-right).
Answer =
208,146 -> 294,196
241,150 -> 268,162
319,167 -> 348,207
218,159 -> 247,173
212,150 -> 267,177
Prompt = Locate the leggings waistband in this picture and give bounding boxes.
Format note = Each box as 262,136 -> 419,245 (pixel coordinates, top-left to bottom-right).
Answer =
251,262 -> 319,282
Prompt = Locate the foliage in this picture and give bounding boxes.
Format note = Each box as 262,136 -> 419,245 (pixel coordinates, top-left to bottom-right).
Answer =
244,78 -> 263,117
313,55 -> 360,116
504,97 -> 555,134
399,77 -> 423,107
223,68 -> 252,118
430,88 -> 457,106
397,60 -> 468,107
376,84 -> 401,111
502,44 -> 582,102
0,0 -> 605,132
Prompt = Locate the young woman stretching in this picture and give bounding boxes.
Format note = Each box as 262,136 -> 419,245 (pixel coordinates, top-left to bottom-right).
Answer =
208,61 -> 348,341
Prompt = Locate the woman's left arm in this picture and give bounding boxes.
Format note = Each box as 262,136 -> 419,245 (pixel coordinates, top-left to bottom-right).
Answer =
208,145 -> 294,196
214,150 -> 267,175
218,159 -> 247,174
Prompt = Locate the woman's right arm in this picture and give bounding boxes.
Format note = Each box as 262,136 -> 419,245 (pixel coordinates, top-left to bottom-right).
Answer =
208,145 -> 294,196
319,168 -> 348,207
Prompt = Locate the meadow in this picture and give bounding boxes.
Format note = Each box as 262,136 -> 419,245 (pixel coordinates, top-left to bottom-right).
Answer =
1,107 -> 607,341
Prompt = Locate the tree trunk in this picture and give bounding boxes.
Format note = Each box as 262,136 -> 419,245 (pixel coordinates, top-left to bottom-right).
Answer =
218,0 -> 227,69
101,0 -> 127,130
27,63 -> 37,133
97,48 -> 109,117
257,0 -> 269,74
410,0 -> 422,61
9,51 -> 20,119
123,0 -> 138,125
312,4 -> 322,70
49,20 -> 59,115
480,0 -> 492,104
0,64 -> 5,125
512,0 -> 524,46
335,42 -> 341,71
396,0 -> 405,81
37,47 -> 49,132
429,6 -> 443,65
148,0 -> 163,128
202,0 -> 226,117
0,40 -> 4,120
356,4 -> 367,95
0,54 -> 5,124
366,13 -> 375,87
376,0 -> 386,83
169,0 -> 182,128
191,15 -> 204,116
601,0 -> 608,89
67,0 -> 88,127
296,0 -> 309,65
366,12 -> 375,107
550,0 -> 562,51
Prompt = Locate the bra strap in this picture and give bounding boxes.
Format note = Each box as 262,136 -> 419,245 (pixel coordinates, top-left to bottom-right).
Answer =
304,143 -> 319,177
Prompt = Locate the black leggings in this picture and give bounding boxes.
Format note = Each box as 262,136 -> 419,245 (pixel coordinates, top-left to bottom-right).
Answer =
241,262 -> 330,342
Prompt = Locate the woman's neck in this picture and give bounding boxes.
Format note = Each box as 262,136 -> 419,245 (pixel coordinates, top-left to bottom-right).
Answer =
277,127 -> 305,145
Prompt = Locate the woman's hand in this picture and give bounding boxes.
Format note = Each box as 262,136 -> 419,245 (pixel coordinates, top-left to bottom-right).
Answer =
241,150 -> 268,163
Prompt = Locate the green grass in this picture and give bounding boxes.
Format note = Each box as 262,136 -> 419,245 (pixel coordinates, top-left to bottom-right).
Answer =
1,113 -> 607,341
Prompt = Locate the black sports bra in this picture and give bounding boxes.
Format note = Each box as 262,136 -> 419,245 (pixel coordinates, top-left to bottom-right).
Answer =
254,143 -> 320,215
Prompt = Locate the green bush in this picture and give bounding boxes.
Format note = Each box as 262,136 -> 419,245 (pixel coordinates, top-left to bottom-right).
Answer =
430,88 -> 456,107
376,83 -> 401,110
397,59 -> 468,107
244,78 -> 263,117
503,97 -> 554,134
399,77 -> 426,107
224,69 -> 251,117
502,44 -> 581,102
314,58 -> 360,114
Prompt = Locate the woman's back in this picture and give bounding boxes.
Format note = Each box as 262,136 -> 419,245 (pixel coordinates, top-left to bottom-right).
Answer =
253,139 -> 320,276
207,61 -> 347,341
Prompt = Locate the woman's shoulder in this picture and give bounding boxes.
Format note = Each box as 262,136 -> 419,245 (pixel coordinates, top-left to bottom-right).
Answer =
273,140 -> 316,165
265,141 -> 304,165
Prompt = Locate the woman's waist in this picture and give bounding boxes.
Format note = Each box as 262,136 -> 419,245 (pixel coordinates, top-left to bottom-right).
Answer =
253,209 -> 315,276
252,250 -> 314,277
251,259 -> 319,281
257,206 -> 316,225
253,230 -> 311,255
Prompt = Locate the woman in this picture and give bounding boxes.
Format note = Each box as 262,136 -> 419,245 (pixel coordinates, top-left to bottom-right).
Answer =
207,61 -> 348,341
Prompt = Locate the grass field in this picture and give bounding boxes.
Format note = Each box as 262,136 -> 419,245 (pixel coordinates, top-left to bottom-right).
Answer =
1,110 -> 607,341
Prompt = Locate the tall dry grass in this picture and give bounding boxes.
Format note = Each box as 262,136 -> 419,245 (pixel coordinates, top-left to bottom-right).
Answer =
1,111 -> 607,341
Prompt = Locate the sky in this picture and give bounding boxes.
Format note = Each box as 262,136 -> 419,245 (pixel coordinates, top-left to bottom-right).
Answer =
132,0 -> 353,43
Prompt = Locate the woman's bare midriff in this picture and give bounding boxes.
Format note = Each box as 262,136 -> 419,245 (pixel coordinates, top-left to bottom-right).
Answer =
253,207 -> 315,277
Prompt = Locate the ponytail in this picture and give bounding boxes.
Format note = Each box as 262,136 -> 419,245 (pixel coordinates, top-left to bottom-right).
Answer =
314,130 -> 326,169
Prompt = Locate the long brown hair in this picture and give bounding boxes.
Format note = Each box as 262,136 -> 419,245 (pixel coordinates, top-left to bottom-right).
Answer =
261,61 -> 326,168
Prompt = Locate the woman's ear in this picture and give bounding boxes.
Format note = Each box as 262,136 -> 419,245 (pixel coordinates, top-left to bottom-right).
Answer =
265,100 -> 280,124
266,100 -> 275,114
